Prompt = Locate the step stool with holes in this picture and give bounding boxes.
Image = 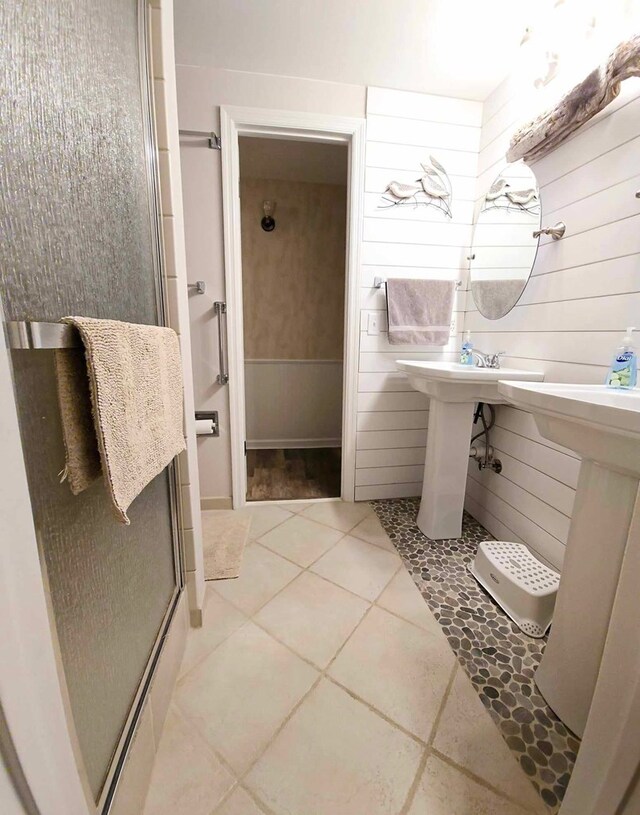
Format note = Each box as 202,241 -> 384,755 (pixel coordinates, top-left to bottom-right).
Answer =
469,541 -> 561,638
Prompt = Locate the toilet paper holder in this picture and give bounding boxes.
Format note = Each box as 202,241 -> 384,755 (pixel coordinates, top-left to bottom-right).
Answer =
195,411 -> 219,437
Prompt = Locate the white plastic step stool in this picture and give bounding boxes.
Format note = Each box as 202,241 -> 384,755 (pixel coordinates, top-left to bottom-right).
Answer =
469,541 -> 560,638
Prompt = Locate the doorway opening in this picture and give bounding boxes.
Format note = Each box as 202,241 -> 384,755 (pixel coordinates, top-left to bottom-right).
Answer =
239,137 -> 348,502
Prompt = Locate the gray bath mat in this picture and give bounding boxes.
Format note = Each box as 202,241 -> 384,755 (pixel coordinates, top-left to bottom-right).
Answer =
202,510 -> 251,580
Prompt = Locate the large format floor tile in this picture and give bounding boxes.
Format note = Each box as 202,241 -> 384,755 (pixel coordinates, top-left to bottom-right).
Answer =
349,512 -> 396,550
246,678 -> 423,815
329,605 -> 455,741
143,707 -> 234,815
215,786 -> 267,815
255,571 -> 369,668
301,500 -> 373,532
144,500 -> 549,815
310,535 -> 400,600
376,567 -> 445,637
239,504 -> 293,539
434,668 -> 545,812
175,622 -> 318,773
258,514 -> 343,567
408,755 -> 534,815
276,501 -> 314,515
213,542 -> 300,615
180,587 -> 246,677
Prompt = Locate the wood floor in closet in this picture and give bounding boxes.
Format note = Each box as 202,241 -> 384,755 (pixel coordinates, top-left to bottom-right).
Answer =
246,448 -> 341,501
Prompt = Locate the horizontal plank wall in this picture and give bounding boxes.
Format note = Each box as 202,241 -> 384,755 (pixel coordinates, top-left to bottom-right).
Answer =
356,88 -> 481,500
465,76 -> 640,570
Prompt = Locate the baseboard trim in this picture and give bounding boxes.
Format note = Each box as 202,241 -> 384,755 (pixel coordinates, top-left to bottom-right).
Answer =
247,438 -> 342,450
201,496 -> 233,511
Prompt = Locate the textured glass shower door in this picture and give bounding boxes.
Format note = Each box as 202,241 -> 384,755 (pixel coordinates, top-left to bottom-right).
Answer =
0,0 -> 181,808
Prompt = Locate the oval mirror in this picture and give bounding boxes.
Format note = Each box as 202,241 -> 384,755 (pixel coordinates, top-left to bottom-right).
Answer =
469,161 -> 541,320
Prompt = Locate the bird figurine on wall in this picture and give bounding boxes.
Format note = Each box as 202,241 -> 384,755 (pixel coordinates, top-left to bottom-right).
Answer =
379,155 -> 452,218
485,177 -> 510,201
481,175 -> 540,215
384,181 -> 422,201
416,165 -> 449,199
505,188 -> 538,206
416,155 -> 452,217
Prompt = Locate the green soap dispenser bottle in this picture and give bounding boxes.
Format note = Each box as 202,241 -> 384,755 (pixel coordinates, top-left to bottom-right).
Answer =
605,327 -> 637,390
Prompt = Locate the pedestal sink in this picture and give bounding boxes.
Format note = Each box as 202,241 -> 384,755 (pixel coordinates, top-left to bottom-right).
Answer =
396,361 -> 544,540
498,382 -> 640,737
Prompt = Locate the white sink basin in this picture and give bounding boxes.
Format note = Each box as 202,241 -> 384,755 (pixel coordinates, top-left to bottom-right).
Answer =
498,382 -> 640,476
395,360 -> 544,541
396,360 -> 544,403
497,381 -> 640,737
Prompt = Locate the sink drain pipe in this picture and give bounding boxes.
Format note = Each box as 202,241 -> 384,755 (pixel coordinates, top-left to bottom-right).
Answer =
469,402 -> 502,473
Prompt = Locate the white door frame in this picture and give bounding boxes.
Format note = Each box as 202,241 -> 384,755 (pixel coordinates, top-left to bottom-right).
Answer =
219,106 -> 366,508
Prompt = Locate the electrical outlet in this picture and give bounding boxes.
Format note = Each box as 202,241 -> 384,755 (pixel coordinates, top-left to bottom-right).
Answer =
367,312 -> 381,336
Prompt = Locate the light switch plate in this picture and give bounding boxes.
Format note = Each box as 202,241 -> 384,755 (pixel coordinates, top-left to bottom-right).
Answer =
367,312 -> 381,336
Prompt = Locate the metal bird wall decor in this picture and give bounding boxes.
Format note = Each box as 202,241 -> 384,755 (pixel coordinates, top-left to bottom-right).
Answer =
481,179 -> 540,215
379,155 -> 452,218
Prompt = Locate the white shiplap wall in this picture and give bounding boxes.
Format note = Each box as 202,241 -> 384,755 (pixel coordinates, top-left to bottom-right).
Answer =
464,77 -> 640,571
355,87 -> 482,500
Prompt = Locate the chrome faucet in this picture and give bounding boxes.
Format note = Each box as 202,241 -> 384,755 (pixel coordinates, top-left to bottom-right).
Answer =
473,350 -> 506,369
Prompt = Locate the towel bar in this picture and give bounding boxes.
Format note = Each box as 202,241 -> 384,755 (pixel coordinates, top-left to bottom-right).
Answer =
178,129 -> 221,150
374,276 -> 462,289
6,321 -> 82,349
214,302 -> 229,385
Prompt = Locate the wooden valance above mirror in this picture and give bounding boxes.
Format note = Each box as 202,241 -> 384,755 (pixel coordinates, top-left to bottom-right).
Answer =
507,35 -> 640,164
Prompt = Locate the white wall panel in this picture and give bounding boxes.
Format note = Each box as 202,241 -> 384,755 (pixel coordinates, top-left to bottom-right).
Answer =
355,482 -> 423,501
366,87 -> 482,126
245,361 -> 342,445
356,465 -> 425,487
463,78 -> 640,570
357,410 -> 428,431
356,447 -> 426,468
358,87 -> 480,494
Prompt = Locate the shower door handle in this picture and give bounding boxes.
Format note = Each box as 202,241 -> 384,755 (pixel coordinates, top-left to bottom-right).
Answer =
214,301 -> 229,385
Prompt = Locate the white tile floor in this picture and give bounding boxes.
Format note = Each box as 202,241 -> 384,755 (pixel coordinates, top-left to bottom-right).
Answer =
144,501 -> 548,815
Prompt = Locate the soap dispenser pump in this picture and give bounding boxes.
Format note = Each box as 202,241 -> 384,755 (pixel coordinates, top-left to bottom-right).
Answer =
605,327 -> 637,390
460,331 -> 474,366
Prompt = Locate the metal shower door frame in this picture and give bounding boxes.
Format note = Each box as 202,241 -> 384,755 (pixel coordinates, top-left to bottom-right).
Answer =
0,1 -> 184,813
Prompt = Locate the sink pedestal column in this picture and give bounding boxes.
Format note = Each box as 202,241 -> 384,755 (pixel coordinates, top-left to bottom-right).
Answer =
417,399 -> 475,540
535,459 -> 639,737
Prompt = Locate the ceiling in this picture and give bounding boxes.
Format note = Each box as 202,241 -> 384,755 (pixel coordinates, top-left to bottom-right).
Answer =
174,0 -> 538,101
239,138 -> 348,185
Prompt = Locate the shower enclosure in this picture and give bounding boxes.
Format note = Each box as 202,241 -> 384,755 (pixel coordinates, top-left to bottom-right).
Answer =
0,0 -> 182,810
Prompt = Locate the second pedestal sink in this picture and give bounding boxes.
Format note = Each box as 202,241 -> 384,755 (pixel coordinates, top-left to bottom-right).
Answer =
396,361 -> 544,540
498,382 -> 640,738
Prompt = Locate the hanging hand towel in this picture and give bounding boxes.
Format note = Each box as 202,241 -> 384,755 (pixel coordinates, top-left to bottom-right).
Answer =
385,278 -> 455,346
55,317 -> 185,524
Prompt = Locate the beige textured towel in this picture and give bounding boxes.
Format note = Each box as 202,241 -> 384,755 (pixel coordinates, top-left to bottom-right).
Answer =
386,278 -> 455,345
55,317 -> 185,524
202,510 -> 251,580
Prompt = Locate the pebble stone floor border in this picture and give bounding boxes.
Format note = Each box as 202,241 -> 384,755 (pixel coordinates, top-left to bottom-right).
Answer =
371,498 -> 580,812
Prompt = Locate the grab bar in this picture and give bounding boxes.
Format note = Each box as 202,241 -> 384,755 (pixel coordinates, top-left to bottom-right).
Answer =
214,301 -> 229,385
